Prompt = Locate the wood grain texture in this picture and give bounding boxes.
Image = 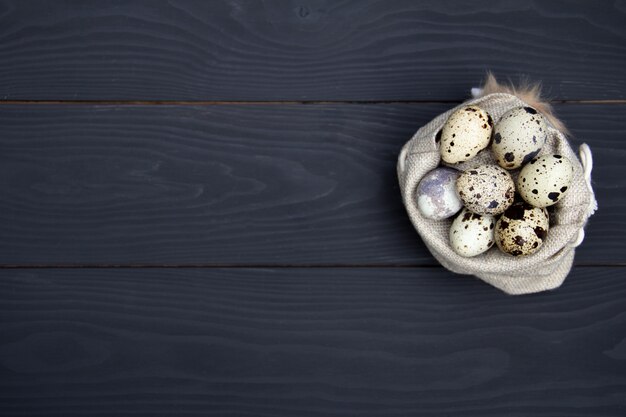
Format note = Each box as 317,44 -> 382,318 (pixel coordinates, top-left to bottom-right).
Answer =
0,103 -> 623,266
0,0 -> 625,101
0,267 -> 624,416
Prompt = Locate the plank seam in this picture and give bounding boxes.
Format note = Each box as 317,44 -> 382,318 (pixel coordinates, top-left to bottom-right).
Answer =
1,100 -> 626,106
0,264 -> 623,269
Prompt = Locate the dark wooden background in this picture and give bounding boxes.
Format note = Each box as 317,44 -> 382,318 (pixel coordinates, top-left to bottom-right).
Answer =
1,1 -> 625,415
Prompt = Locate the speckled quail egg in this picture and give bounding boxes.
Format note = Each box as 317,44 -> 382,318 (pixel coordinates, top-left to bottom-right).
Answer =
416,167 -> 463,220
492,106 -> 547,170
495,201 -> 549,257
456,165 -> 515,215
449,208 -> 496,257
439,105 -> 493,164
518,154 -> 574,208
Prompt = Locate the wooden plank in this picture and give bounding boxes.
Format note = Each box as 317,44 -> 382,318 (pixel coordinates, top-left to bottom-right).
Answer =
0,1 -> 625,101
0,267 -> 624,416
0,103 -> 623,266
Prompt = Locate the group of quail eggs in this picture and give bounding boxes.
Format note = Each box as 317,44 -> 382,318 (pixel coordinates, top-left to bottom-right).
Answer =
416,105 -> 574,257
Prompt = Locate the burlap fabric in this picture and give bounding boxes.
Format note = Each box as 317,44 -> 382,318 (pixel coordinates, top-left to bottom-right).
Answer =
397,93 -> 597,295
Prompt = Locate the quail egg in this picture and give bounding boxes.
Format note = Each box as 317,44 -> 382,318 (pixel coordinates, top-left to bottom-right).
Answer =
495,201 -> 550,256
456,164 -> 515,215
492,106 -> 547,170
416,167 -> 463,220
440,105 -> 493,164
518,154 -> 574,207
449,208 -> 496,257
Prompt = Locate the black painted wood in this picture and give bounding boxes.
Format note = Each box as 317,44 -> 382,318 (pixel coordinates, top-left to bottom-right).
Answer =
0,103 -> 622,266
0,267 -> 624,416
2,2 -> 624,417
0,0 -> 624,101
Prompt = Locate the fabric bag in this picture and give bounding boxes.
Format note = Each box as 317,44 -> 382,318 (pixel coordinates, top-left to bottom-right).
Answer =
397,80 -> 597,295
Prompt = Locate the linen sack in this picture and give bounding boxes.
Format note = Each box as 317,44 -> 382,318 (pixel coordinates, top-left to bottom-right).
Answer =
397,93 -> 597,295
